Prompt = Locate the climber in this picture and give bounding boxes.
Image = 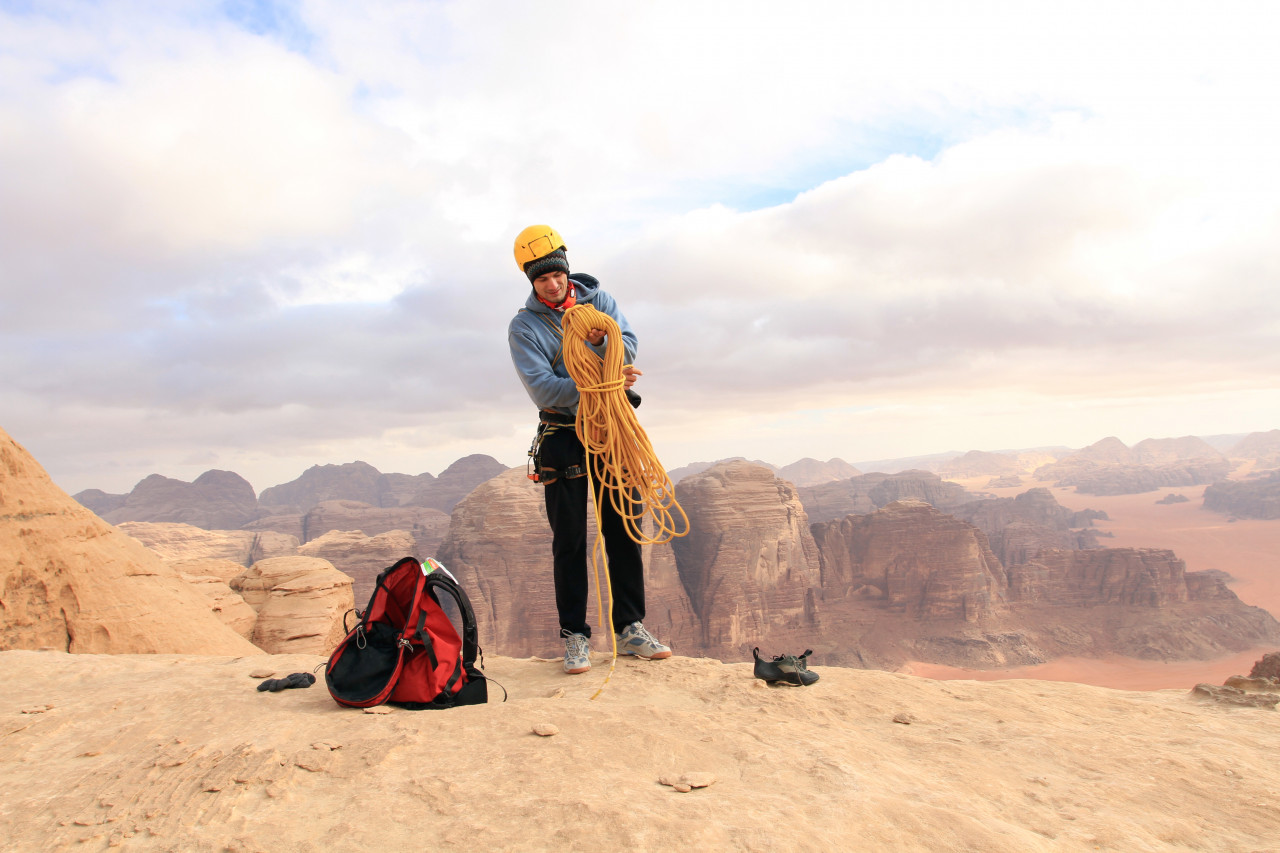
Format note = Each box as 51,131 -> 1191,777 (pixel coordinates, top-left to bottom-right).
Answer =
507,224 -> 671,675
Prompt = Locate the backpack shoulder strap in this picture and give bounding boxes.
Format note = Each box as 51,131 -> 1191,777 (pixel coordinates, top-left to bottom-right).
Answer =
423,573 -> 481,667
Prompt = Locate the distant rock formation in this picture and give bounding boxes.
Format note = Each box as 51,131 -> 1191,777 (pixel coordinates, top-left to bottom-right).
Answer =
774,458 -> 862,486
667,457 -> 776,484
1228,430 -> 1280,469
405,455 -> 510,512
1203,472 -> 1280,520
230,556 -> 354,655
936,450 -> 1022,478
0,424 -> 259,655
257,461 -> 389,510
257,456 -> 506,513
798,470 -> 978,524
1004,548 -> 1280,660
947,488 -> 1104,568
92,470 -> 263,529
1034,436 -> 1233,495
672,461 -> 822,655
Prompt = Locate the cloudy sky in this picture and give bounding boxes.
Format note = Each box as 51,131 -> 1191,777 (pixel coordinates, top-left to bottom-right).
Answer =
3,0 -> 1278,496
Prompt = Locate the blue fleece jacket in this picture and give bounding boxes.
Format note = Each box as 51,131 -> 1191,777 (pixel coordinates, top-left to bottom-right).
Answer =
508,273 -> 638,416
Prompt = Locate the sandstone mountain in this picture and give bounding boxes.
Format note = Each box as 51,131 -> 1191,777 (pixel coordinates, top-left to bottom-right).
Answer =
1203,471 -> 1280,520
672,461 -> 822,656
798,470 -> 978,524
0,425 -> 259,655
666,457 -> 775,483
1034,435 -> 1233,495
1228,429 -> 1280,469
256,455 -> 506,512
77,456 -> 503,535
935,449 -> 1022,478
257,461 -> 390,509
773,457 -> 862,486
95,470 -> 264,529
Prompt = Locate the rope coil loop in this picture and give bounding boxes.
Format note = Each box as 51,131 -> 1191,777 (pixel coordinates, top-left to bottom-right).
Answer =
560,303 -> 690,546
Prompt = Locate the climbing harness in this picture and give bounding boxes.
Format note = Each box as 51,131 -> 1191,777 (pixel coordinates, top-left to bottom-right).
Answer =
553,302 -> 690,699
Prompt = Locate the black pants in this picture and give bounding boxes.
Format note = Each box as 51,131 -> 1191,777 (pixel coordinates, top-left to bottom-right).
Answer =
539,424 -> 645,637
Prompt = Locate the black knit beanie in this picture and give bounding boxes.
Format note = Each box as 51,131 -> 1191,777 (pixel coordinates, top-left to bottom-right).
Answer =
525,248 -> 570,282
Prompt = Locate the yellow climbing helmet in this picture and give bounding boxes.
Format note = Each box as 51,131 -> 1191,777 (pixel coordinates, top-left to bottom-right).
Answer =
513,224 -> 566,272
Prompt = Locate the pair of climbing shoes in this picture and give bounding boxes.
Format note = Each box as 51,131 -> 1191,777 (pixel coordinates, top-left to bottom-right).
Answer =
752,647 -> 819,686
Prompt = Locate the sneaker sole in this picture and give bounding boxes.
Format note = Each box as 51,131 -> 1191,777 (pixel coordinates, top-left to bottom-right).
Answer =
619,649 -> 672,660
565,665 -> 590,674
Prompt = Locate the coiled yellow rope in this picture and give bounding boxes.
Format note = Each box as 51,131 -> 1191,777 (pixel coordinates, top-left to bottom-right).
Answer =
559,302 -> 689,698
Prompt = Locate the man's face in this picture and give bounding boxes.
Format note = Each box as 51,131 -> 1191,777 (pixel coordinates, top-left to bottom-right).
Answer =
532,271 -> 569,305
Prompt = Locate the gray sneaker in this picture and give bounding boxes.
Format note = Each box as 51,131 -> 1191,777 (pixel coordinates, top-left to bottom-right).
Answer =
562,630 -> 591,674
615,622 -> 671,660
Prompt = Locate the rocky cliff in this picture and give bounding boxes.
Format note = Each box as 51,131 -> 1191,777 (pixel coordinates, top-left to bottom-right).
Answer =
0,425 -> 259,655
947,488 -> 1103,567
672,461 -> 822,655
811,500 -> 1007,622
1203,472 -> 1280,520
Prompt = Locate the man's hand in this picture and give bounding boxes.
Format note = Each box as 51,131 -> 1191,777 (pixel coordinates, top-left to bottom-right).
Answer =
586,328 -> 605,346
622,366 -> 643,389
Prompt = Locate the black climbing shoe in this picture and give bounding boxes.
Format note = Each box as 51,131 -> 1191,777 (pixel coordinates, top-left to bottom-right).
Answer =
752,648 -> 819,686
773,650 -> 819,686
256,672 -> 317,692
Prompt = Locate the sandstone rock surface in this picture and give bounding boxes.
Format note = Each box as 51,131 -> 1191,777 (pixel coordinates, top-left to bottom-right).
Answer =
0,424 -> 259,655
297,528 -> 418,604
118,521 -> 298,565
231,556 -> 354,654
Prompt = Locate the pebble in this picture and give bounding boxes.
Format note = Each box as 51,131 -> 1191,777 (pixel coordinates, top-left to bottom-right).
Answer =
532,723 -> 559,737
363,705 -> 394,715
892,712 -> 918,725
21,705 -> 53,714
248,669 -> 275,679
659,772 -> 716,792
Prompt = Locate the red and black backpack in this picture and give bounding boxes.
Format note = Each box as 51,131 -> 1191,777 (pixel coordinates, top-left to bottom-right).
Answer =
325,557 -> 491,710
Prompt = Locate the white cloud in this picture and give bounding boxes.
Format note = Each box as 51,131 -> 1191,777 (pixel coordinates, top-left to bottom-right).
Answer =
2,1 -> 1279,493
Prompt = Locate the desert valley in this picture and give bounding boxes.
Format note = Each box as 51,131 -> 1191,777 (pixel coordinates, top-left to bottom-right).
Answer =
4,423 -> 1280,851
